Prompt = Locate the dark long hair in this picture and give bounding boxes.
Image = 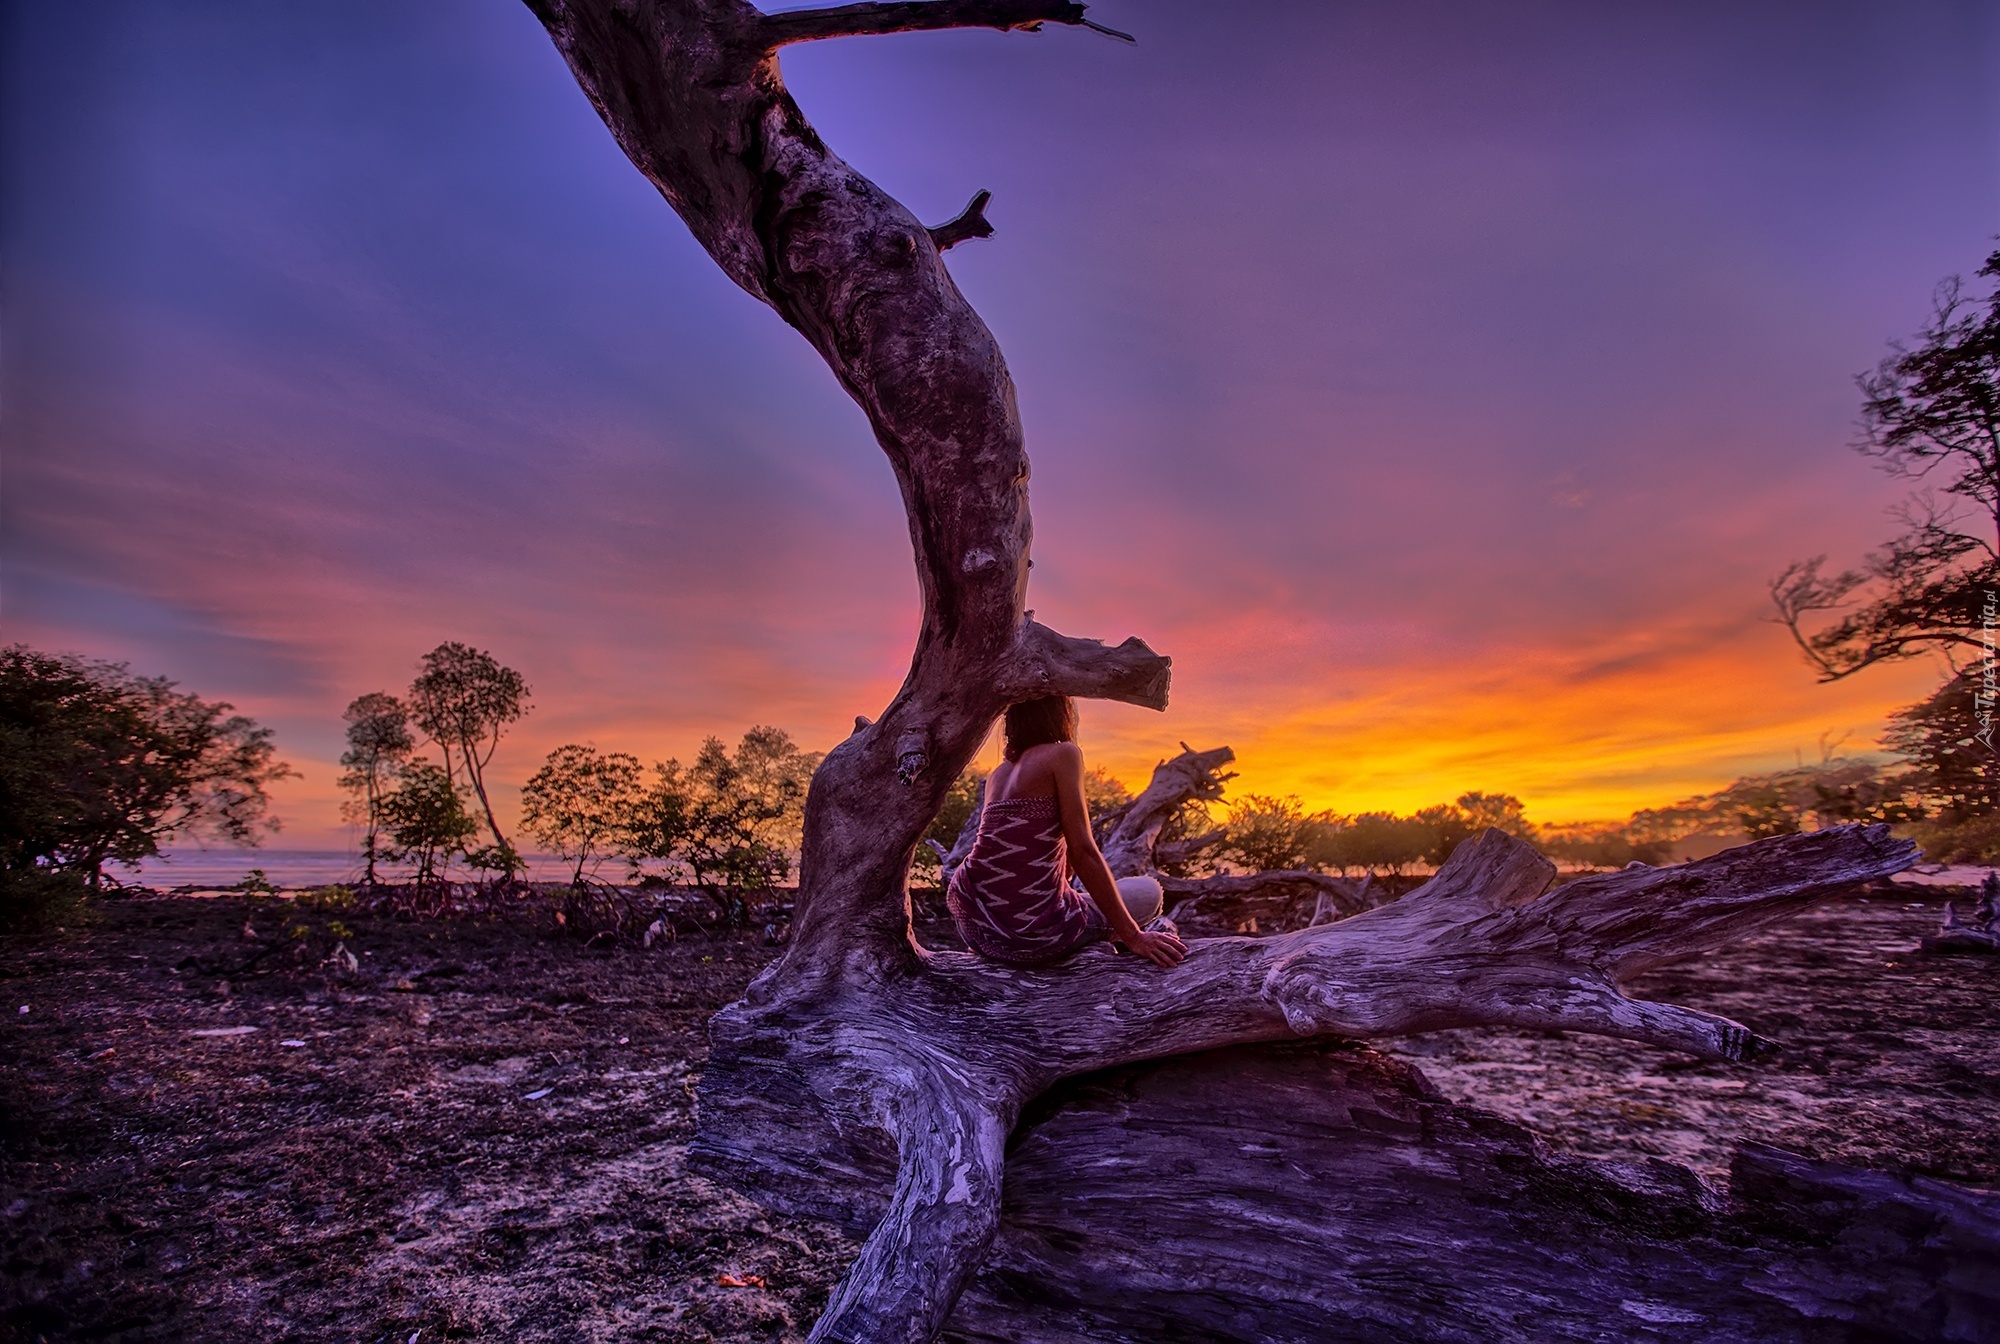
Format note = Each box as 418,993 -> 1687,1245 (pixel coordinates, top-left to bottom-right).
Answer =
1003,695 -> 1076,762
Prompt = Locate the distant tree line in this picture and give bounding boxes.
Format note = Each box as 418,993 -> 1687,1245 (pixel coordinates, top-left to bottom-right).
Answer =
914,749 -> 1969,883
516,728 -> 818,915
912,770 -> 1552,880
1164,789 -> 1541,878
340,643 -> 820,905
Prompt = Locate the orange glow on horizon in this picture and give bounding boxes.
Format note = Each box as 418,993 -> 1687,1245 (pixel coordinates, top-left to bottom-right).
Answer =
1069,616 -> 1947,830
246,601 -> 1952,849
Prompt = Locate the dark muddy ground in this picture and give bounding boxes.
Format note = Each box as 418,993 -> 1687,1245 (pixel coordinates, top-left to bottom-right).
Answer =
2,887 -> 1995,1343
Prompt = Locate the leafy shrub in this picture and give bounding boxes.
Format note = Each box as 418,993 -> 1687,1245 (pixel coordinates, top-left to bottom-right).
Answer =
0,646 -> 290,923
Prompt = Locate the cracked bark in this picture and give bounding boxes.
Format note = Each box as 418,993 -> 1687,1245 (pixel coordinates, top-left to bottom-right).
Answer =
520,4 -> 1994,1339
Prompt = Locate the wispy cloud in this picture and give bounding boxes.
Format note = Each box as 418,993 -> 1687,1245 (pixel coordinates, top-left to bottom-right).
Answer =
5,0 -> 1994,842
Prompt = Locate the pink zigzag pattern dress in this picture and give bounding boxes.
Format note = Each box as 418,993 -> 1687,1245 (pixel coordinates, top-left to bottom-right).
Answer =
946,794 -> 1109,966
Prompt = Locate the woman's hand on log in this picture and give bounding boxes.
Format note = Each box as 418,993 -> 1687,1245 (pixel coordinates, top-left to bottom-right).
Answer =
1122,927 -> 1187,968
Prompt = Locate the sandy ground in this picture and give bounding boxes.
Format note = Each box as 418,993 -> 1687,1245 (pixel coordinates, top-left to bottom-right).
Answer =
2,889 -> 1994,1343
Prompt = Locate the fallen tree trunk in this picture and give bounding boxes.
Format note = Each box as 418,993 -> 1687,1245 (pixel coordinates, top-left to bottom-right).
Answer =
691,825 -> 1954,1339
943,1042 -> 2000,1343
517,5 -> 1979,1339
702,1028 -> 2000,1341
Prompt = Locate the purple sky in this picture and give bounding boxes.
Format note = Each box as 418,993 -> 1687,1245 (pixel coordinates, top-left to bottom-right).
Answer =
4,1 -> 1997,844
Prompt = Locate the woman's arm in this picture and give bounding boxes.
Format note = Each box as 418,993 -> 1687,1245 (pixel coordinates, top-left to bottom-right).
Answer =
1051,744 -> 1185,968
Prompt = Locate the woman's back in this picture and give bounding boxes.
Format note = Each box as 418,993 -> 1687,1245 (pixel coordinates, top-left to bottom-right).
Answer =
984,742 -> 1067,804
946,785 -> 1091,965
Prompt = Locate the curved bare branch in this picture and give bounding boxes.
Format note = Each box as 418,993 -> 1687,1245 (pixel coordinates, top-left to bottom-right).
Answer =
1099,744 -> 1236,876
760,0 -> 1088,48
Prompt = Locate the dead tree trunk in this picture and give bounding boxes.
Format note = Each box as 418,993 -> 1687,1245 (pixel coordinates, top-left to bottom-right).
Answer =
1097,742 -> 1376,925
519,5 -> 1988,1339
1097,743 -> 1236,876
943,1042 -> 2000,1342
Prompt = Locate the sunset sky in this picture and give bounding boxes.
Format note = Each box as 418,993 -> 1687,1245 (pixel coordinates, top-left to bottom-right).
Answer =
4,1 -> 1996,848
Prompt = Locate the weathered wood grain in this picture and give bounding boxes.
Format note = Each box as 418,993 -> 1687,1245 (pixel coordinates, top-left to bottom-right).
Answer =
950,1042 -> 2000,1343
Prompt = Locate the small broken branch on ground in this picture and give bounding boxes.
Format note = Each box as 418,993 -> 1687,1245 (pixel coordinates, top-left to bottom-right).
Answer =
1162,868 -> 1374,926
1926,871 -> 2000,954
1310,873 -> 1370,924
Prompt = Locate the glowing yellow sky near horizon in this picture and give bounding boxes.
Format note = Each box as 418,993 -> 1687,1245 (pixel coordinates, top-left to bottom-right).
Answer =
1060,615 -> 1948,829
246,603 -> 1950,848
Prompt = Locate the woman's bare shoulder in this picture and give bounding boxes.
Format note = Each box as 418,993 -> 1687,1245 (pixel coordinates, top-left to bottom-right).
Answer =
1018,741 -> 1082,767
1025,741 -> 1084,781
1032,740 -> 1080,772
991,742 -> 1078,799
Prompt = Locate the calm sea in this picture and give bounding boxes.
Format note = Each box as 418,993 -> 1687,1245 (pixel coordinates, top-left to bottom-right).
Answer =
122,849 -> 576,891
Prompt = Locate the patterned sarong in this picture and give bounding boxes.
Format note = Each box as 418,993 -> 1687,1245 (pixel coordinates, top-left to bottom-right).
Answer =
946,794 -> 1108,965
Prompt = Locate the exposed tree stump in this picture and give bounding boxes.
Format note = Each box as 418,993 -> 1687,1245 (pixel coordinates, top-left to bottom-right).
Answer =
517,4 -> 1992,1339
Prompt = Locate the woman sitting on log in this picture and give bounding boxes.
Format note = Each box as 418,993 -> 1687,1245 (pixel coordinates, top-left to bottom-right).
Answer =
946,695 -> 1187,968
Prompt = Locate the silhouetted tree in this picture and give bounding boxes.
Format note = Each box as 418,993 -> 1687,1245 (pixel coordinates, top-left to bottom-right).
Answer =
378,763 -> 479,886
1217,793 -> 1324,872
1885,669 -> 2000,827
621,727 -> 818,915
1773,247 -> 2000,680
0,646 -> 290,923
622,760 -> 695,884
1456,790 -> 1535,838
408,642 -> 530,875
1080,765 -> 1131,817
684,727 -> 814,896
338,692 -> 414,884
1319,811 -> 1433,875
1409,803 -> 1473,865
521,743 -> 644,884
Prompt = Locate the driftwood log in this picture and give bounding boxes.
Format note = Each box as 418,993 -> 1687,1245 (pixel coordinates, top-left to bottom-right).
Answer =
1925,871 -> 2000,955
519,4 -> 1996,1340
